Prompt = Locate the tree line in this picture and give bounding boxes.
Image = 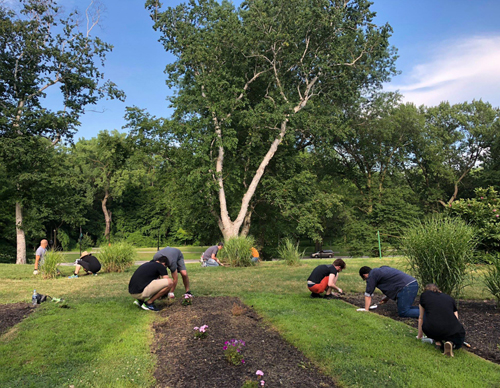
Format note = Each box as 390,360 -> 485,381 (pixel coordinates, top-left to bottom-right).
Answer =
1,0 -> 499,263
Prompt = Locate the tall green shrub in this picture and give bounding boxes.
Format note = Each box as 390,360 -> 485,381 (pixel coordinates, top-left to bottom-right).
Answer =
402,215 -> 476,297
98,242 -> 137,273
277,238 -> 304,266
40,250 -> 63,279
219,236 -> 255,267
484,258 -> 500,307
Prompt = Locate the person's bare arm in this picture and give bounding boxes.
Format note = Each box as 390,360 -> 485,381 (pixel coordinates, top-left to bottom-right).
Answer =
417,305 -> 425,339
327,273 -> 342,293
364,295 -> 372,311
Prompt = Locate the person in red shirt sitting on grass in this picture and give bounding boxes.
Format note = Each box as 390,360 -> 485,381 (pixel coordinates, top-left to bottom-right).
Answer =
307,259 -> 346,299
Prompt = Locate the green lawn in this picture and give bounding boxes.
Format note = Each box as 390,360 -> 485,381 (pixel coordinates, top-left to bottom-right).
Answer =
0,258 -> 498,387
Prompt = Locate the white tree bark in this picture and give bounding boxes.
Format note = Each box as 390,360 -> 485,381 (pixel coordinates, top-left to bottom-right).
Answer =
16,202 -> 26,264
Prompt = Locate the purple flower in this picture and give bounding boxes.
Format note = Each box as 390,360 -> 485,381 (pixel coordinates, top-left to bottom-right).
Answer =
225,341 -> 229,345
256,370 -> 264,376
223,346 -> 227,350
260,381 -> 265,386
241,359 -> 245,364
193,327 -> 199,331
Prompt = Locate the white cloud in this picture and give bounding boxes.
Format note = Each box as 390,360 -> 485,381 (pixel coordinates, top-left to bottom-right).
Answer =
386,36 -> 500,108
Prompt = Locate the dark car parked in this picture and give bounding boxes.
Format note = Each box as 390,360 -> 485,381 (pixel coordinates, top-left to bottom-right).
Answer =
310,250 -> 334,258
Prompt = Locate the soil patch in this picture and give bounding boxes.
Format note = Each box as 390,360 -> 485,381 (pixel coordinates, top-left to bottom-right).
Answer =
342,294 -> 500,364
152,296 -> 337,388
0,303 -> 33,335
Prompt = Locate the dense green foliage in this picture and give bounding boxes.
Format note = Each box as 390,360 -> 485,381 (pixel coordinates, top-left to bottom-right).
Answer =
484,258 -> 500,306
40,250 -> 63,279
219,236 -> 255,267
402,216 -> 477,296
277,238 -> 304,266
98,242 -> 137,273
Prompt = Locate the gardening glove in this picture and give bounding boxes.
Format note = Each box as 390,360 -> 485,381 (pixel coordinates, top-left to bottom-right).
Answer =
168,292 -> 175,299
33,270 -> 39,275
356,308 -> 369,312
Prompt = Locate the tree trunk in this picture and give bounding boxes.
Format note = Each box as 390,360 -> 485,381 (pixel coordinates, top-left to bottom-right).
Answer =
16,202 -> 26,264
217,119 -> 289,239
102,192 -> 112,242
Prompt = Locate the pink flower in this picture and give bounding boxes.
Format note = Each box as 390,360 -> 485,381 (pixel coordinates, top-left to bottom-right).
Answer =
193,327 -> 199,331
241,360 -> 245,364
481,197 -> 484,199
496,215 -> 499,218
260,381 -> 265,386
225,341 -> 229,345
494,209 -> 497,212
256,370 -> 264,376
223,346 -> 227,350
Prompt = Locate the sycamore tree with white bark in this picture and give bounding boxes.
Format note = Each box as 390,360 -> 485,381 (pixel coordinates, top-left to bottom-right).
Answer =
146,0 -> 397,239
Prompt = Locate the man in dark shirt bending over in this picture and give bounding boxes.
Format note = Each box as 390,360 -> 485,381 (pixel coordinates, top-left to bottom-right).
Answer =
307,259 -> 346,299
359,266 -> 419,318
129,257 -> 173,312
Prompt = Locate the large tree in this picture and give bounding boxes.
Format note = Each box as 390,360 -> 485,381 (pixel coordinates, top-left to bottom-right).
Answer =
0,0 -> 124,263
148,0 -> 397,239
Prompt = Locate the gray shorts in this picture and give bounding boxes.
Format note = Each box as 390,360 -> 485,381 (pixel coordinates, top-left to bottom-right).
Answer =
176,254 -> 187,272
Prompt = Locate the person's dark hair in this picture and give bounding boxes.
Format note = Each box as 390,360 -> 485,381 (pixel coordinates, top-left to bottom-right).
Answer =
333,258 -> 346,270
359,266 -> 372,279
156,257 -> 169,264
217,242 -> 224,247
424,283 -> 441,293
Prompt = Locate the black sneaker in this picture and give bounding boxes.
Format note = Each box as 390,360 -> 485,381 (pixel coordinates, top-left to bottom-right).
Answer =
310,293 -> 322,298
141,302 -> 159,312
133,299 -> 144,308
186,291 -> 192,295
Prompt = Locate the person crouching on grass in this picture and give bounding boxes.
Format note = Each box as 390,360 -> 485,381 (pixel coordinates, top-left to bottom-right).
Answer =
307,259 -> 346,299
68,251 -> 101,278
417,283 -> 466,357
128,257 -> 173,312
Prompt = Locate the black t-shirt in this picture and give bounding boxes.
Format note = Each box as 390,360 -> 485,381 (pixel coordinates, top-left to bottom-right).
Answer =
128,261 -> 168,294
307,265 -> 338,284
80,255 -> 101,273
420,290 -> 465,340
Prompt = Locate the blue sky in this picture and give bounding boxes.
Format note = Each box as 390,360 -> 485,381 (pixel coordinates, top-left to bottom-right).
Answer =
6,0 -> 500,139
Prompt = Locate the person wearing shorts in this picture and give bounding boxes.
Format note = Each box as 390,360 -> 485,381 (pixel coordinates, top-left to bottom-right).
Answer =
307,259 -> 346,299
153,247 -> 191,296
68,251 -> 101,278
128,257 -> 173,312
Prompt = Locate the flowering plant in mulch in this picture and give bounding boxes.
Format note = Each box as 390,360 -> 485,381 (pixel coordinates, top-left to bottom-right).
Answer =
242,370 -> 265,387
182,293 -> 193,306
223,339 -> 246,365
193,325 -> 208,339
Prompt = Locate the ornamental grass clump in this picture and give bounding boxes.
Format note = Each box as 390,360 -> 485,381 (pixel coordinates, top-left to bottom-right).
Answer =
277,238 -> 304,266
219,236 -> 255,267
182,293 -> 193,306
40,250 -> 63,279
242,370 -> 265,387
402,215 -> 476,297
193,325 -> 208,339
223,339 -> 246,365
483,258 -> 500,307
98,241 -> 137,273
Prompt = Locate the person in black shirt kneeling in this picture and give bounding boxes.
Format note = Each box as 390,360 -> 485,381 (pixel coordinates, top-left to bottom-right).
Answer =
307,259 -> 346,299
417,283 -> 466,357
128,257 -> 173,312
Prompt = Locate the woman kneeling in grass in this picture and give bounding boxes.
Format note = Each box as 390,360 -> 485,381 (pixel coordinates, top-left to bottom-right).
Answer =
417,284 -> 466,357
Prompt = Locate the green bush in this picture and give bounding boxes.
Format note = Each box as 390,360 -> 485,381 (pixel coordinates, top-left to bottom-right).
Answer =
219,236 -> 255,267
79,234 -> 94,252
484,257 -> 500,307
40,250 -> 63,279
402,215 -> 476,297
98,242 -> 137,273
277,238 -> 304,266
449,186 -> 500,254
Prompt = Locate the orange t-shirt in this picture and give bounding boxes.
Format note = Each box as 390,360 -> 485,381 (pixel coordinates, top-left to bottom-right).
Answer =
251,247 -> 259,258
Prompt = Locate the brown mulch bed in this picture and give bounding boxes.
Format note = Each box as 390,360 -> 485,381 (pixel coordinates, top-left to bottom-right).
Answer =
152,296 -> 336,388
342,294 -> 500,364
0,302 -> 33,335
